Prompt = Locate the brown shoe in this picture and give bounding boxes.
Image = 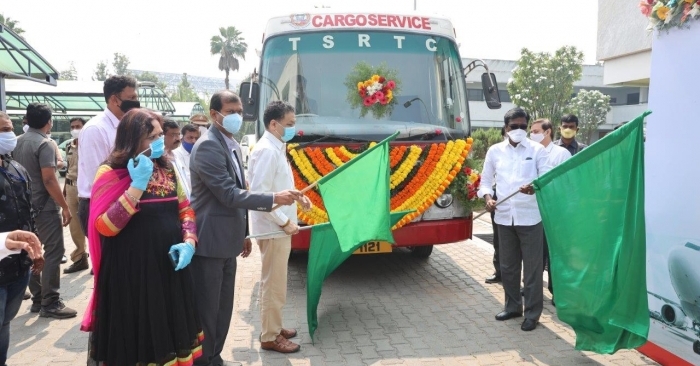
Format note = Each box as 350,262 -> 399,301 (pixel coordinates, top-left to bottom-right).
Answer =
280,328 -> 297,339
261,334 -> 300,353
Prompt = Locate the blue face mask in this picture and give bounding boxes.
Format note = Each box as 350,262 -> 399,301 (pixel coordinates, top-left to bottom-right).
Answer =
281,126 -> 296,142
149,136 -> 165,159
181,140 -> 194,153
216,112 -> 242,134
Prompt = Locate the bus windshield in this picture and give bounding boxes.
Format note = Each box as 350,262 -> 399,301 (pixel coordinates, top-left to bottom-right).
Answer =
258,31 -> 470,141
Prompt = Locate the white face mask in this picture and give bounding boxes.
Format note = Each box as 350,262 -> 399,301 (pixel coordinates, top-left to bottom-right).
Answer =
529,132 -> 545,143
0,132 -> 18,155
22,125 -> 29,133
70,129 -> 81,139
507,129 -> 527,143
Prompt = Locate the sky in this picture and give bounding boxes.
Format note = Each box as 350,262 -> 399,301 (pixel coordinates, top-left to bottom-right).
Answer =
3,0 -> 599,82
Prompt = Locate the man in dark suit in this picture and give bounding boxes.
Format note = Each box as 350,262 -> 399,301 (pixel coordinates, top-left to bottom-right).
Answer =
189,90 -> 301,366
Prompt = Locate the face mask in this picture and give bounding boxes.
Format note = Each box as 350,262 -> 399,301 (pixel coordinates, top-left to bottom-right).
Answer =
529,132 -> 545,143
0,132 -> 17,155
149,136 -> 165,159
22,125 -> 29,133
70,129 -> 81,139
507,129 -> 527,143
281,126 -> 296,142
181,141 -> 195,153
216,112 -> 242,134
119,99 -> 141,114
560,128 -> 577,139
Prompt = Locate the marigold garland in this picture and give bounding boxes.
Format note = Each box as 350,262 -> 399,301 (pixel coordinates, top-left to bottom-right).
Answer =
288,138 -> 475,230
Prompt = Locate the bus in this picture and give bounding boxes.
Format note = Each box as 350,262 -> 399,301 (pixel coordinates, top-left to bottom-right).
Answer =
240,11 -> 501,257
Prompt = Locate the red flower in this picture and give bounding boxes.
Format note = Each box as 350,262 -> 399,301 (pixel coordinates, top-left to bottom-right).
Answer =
387,80 -> 396,89
363,97 -> 373,106
462,167 -> 472,175
370,94 -> 378,103
374,90 -> 385,100
379,97 -> 388,105
358,90 -> 366,97
379,76 -> 386,83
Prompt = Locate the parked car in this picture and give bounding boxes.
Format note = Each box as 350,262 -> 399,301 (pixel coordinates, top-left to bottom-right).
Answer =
57,138 -> 73,177
240,134 -> 256,167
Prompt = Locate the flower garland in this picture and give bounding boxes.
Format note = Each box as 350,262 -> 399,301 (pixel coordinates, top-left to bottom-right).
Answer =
447,163 -> 483,212
641,0 -> 700,31
344,61 -> 401,119
287,138 -> 474,230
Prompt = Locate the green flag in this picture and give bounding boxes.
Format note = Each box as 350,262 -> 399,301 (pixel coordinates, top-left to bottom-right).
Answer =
315,132 -> 398,251
307,211 -> 412,342
533,111 -> 650,354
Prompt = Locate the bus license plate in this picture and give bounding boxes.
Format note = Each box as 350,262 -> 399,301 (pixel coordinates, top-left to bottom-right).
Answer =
353,241 -> 392,255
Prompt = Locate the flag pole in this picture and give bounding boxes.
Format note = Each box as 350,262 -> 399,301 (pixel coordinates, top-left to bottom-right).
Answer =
472,189 -> 521,221
270,180 -> 319,211
245,224 -> 316,240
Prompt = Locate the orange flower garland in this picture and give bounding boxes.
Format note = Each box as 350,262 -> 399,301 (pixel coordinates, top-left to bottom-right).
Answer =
288,138 -> 474,229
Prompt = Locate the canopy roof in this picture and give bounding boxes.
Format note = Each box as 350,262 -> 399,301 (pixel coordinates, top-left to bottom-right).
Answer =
0,25 -> 58,85
4,80 -> 176,114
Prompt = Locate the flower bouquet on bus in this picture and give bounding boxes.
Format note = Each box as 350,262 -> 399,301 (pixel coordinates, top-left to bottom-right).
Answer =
448,162 -> 483,212
345,61 -> 401,119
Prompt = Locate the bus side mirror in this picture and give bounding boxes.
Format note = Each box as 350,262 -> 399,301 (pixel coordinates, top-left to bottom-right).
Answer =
239,82 -> 259,122
481,73 -> 502,110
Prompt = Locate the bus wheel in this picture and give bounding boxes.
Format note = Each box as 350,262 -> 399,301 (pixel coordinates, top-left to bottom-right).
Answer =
410,245 -> 433,258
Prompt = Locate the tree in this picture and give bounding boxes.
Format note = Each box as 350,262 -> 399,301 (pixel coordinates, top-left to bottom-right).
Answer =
112,52 -> 131,76
93,61 -> 109,81
137,71 -> 168,91
210,26 -> 248,89
507,46 -> 584,127
469,128 -> 504,169
59,61 -> 78,81
170,73 -> 200,102
0,14 -> 25,37
569,89 -> 612,144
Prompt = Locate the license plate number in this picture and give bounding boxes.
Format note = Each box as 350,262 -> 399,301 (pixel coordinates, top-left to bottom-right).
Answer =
353,241 -> 392,255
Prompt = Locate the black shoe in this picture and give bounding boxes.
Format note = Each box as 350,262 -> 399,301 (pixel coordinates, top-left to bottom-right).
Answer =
495,311 -> 522,321
30,302 -> 41,313
485,274 -> 501,284
521,318 -> 538,331
23,291 -> 30,300
64,254 -> 89,274
61,255 -> 67,264
39,300 -> 77,319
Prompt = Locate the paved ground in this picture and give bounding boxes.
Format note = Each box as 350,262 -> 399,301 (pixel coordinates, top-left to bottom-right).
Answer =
8,213 -> 659,365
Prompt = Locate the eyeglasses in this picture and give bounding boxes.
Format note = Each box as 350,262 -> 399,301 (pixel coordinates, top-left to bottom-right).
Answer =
508,124 -> 528,130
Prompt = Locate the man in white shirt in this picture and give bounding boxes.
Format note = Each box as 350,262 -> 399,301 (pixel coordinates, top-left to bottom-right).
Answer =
528,118 -> 571,303
77,75 -> 139,235
248,101 -> 311,354
478,107 -> 552,332
171,124 -> 200,198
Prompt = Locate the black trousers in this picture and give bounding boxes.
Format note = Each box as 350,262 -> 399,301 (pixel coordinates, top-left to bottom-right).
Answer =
543,232 -> 553,294
491,190 -> 500,277
78,198 -> 90,237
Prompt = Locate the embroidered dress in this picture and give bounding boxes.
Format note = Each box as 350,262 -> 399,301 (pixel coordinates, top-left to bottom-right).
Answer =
90,164 -> 202,366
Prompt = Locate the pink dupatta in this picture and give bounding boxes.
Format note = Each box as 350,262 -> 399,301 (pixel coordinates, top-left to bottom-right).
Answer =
80,167 -> 131,332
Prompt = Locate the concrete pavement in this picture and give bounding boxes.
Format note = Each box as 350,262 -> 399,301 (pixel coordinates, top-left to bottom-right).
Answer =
7,216 -> 658,365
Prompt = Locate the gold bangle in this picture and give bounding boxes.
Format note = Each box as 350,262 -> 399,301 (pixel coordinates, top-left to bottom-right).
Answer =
124,190 -> 140,204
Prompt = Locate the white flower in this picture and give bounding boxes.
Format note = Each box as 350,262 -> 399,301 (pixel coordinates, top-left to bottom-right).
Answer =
691,4 -> 700,17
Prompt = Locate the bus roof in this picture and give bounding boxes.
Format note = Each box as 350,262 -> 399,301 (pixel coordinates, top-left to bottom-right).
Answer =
262,12 -> 457,43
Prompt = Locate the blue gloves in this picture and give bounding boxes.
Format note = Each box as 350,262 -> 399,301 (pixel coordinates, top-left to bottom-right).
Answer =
169,242 -> 195,271
127,154 -> 154,191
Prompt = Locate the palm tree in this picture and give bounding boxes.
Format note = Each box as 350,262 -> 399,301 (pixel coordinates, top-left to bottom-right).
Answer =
0,14 -> 25,37
210,26 -> 248,90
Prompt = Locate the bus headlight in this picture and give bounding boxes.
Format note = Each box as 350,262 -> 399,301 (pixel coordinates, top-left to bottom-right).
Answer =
434,194 -> 453,208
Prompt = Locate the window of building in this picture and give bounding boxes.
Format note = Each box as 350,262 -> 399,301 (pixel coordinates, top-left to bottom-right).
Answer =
498,90 -> 511,103
467,89 -> 484,101
626,93 -> 640,105
609,97 -> 617,105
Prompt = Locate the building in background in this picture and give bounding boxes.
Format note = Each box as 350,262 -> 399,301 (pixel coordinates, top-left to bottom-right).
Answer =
463,57 -> 648,142
129,70 -> 231,97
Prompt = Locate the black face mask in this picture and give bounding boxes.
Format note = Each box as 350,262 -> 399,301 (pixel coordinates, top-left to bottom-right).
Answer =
119,99 -> 141,113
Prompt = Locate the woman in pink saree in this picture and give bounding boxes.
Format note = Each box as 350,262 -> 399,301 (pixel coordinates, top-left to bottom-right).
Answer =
82,109 -> 202,366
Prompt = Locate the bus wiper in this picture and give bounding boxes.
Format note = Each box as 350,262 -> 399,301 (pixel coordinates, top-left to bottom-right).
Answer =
296,133 -> 370,149
395,131 -> 448,141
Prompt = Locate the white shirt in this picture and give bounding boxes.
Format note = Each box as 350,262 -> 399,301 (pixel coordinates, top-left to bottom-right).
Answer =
248,131 -> 296,238
0,232 -> 20,260
77,109 -> 120,198
478,138 -> 552,226
172,146 -> 192,196
544,142 -> 572,167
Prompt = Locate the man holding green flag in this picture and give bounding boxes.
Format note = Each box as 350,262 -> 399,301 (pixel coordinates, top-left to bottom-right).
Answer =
533,112 -> 650,353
